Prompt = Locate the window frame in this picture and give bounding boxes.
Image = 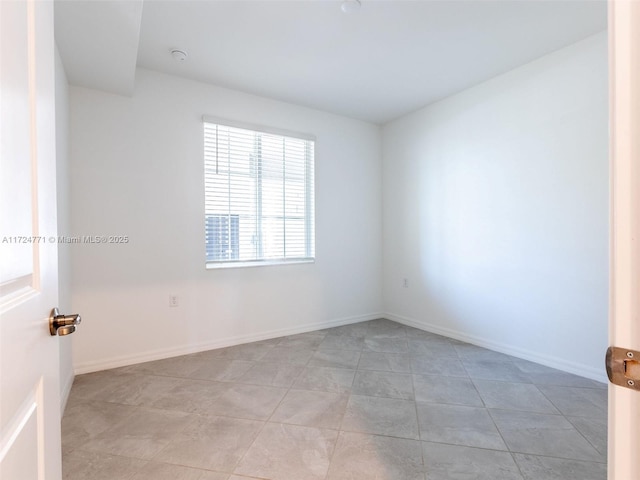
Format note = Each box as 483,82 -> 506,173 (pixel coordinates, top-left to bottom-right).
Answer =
203,116 -> 316,269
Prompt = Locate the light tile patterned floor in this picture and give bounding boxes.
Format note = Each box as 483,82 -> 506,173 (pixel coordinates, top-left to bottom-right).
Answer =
62,319 -> 607,480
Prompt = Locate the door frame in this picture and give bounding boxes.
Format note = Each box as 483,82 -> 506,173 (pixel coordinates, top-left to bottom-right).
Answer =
608,0 -> 640,479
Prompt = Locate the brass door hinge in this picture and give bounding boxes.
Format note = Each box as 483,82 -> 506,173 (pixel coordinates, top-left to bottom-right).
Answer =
606,347 -> 640,391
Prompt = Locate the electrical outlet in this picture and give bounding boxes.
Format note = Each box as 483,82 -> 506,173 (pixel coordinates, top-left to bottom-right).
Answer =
403,278 -> 409,288
169,295 -> 179,307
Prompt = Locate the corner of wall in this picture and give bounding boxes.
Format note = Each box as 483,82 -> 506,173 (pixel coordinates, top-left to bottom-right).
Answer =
59,365 -> 75,415
55,43 -> 75,408
385,311 -> 608,383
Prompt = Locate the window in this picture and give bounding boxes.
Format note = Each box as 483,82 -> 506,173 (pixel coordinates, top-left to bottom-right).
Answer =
205,214 -> 239,262
203,117 -> 315,267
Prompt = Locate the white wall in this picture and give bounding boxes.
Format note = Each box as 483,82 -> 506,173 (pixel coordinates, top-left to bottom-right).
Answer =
70,69 -> 382,373
382,32 -> 608,381
55,46 -> 74,409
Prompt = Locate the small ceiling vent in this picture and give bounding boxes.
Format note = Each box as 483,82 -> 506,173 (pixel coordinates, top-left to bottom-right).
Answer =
170,49 -> 188,62
341,0 -> 361,14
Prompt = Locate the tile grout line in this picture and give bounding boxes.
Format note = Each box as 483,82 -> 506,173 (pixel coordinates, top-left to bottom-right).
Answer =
535,385 -> 608,460
457,345 -> 522,473
321,328 -> 367,480
408,346 -> 428,477
227,340 -> 313,478
330,331 -> 367,474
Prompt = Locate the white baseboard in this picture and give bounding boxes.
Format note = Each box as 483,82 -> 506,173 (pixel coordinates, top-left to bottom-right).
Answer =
385,312 -> 608,384
74,312 -> 384,375
60,370 -> 75,415
74,310 -> 607,384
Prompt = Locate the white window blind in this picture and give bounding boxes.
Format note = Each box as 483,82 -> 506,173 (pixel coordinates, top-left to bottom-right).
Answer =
204,118 -> 315,267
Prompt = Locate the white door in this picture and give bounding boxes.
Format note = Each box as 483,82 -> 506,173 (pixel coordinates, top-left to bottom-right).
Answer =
608,0 -> 640,479
0,0 -> 62,479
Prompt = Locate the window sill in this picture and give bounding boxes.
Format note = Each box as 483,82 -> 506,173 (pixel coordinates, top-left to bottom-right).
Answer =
206,258 -> 315,270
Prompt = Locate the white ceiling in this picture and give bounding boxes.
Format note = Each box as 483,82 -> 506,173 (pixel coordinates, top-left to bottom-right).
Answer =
55,0 -> 607,124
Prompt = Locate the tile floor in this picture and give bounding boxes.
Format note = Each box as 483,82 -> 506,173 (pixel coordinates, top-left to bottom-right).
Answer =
62,319 -> 608,480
